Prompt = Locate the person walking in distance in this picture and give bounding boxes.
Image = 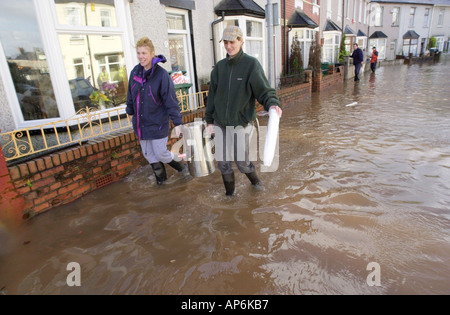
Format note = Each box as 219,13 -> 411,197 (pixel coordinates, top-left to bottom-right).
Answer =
370,47 -> 379,73
126,37 -> 190,185
350,43 -> 364,81
205,26 -> 282,196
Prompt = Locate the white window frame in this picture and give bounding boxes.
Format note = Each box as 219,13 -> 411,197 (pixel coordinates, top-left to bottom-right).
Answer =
0,0 -> 135,129
359,0 -> 362,23
424,8 -> 430,28
288,28 -> 317,68
346,0 -> 350,19
322,31 -> 341,64
374,6 -> 383,27
409,7 -> 416,27
369,38 -> 386,59
392,7 -> 400,27
327,0 -> 332,19
338,0 -> 343,22
435,36 -> 445,51
437,9 -> 444,27
364,0 -> 367,24
166,8 -> 196,94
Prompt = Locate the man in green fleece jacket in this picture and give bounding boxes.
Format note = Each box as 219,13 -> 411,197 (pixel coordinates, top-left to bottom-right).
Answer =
205,25 -> 282,196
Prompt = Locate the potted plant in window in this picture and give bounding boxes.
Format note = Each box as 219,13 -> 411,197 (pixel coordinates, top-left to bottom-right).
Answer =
89,90 -> 110,110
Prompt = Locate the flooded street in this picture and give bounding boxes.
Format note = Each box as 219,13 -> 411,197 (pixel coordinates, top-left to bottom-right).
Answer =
1,57 -> 450,295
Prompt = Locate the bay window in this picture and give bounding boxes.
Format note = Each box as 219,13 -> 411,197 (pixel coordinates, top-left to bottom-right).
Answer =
323,32 -> 341,64
0,0 -> 133,129
289,29 -> 316,69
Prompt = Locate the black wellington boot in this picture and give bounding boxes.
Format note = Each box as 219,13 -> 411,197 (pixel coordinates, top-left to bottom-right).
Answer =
151,162 -> 167,185
222,173 -> 235,196
168,160 -> 192,179
245,171 -> 264,190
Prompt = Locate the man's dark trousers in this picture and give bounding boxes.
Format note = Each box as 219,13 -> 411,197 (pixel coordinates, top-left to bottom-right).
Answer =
371,62 -> 377,73
354,63 -> 362,81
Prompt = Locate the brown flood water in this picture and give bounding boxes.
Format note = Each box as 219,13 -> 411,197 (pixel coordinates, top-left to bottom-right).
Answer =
1,57 -> 450,295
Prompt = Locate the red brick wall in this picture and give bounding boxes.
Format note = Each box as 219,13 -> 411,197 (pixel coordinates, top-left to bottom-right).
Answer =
0,139 -> 25,225
277,80 -> 312,105
6,130 -> 146,218
312,67 -> 344,92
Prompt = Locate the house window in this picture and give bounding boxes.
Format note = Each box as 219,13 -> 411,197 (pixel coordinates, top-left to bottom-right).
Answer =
344,30 -> 357,53
370,38 -> 386,59
338,0 -> 343,22
359,0 -> 362,23
323,32 -> 341,63
424,8 -> 430,28
246,20 -> 264,65
436,36 -> 445,51
166,9 -> 196,98
289,29 -> 316,70
374,6 -> 383,27
409,7 -> 416,27
327,0 -> 332,19
0,0 -> 59,121
438,9 -> 444,26
55,0 -> 118,27
363,1 -> 367,24
295,0 -> 303,10
392,7 -> 400,26
0,0 -> 133,128
55,1 -> 127,113
346,0 -> 350,19
101,9 -> 113,27
65,6 -> 82,26
403,38 -> 418,56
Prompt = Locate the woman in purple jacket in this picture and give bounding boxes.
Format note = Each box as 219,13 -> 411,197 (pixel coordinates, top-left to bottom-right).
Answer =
126,37 -> 190,185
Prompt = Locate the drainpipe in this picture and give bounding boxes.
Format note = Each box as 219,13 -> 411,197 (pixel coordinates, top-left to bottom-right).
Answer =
211,11 -> 225,66
267,0 -> 274,87
287,26 -> 292,74
342,0 -> 346,42
367,2 -> 371,55
283,0 -> 287,75
427,5 -> 435,52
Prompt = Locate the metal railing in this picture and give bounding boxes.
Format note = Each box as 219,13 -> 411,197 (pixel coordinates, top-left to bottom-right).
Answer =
1,90 -> 208,162
176,89 -> 208,112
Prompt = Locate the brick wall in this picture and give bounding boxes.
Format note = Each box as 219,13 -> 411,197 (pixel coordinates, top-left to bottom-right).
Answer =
0,138 -> 25,225
6,130 -> 146,219
277,79 -> 312,105
312,67 -> 344,92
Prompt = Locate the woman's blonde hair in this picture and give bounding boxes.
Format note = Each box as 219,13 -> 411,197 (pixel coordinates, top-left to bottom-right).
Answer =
136,37 -> 155,52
